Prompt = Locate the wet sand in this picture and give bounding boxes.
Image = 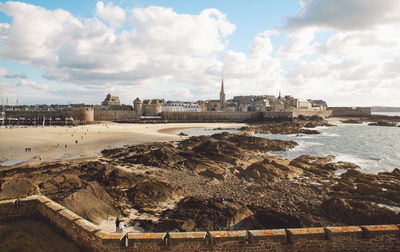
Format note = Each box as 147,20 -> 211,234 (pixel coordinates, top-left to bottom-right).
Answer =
0,122 -> 245,164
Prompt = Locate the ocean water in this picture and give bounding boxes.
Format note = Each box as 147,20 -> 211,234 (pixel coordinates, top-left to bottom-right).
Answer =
257,124 -> 400,174
182,124 -> 400,174
371,112 -> 400,117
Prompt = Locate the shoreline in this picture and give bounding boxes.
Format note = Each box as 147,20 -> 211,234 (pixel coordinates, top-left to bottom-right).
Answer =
0,122 -> 246,165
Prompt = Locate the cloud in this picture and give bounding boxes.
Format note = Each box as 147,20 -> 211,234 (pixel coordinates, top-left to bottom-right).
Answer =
4,72 -> 28,79
95,1 -> 126,28
1,1 -> 400,106
284,0 -> 400,31
16,79 -> 48,90
0,67 -> 7,76
0,2 -> 236,91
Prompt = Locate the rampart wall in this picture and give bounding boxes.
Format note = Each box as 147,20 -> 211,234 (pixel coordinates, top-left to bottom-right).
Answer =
1,196 -> 399,252
292,110 -> 332,118
3,108 -> 94,124
161,111 -> 265,122
330,107 -> 371,117
94,110 -> 138,121
161,110 -> 331,123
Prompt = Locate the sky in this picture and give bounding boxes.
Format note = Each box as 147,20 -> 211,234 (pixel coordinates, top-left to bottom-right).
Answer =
0,0 -> 400,106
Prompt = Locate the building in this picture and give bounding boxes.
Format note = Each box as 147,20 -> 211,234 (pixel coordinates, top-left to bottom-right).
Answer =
101,93 -> 120,106
270,100 -> 285,112
308,99 -> 328,110
162,102 -> 201,112
133,97 -> 142,114
142,99 -> 164,116
220,77 -> 226,105
296,100 -> 312,110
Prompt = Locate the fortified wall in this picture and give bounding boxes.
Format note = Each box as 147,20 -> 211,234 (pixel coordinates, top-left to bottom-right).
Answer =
329,107 -> 371,117
1,196 -> 399,252
292,110 -> 332,118
161,111 -> 265,122
161,110 -> 331,123
3,107 -> 94,125
93,105 -> 139,121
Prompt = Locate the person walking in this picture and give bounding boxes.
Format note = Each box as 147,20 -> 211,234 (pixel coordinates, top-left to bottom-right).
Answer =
119,220 -> 124,233
115,217 -> 120,233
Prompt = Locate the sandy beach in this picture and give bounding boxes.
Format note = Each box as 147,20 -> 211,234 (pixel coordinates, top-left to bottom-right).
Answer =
0,122 -> 245,165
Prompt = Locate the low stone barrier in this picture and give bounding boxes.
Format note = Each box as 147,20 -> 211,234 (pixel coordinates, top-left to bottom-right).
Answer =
1,196 -> 399,251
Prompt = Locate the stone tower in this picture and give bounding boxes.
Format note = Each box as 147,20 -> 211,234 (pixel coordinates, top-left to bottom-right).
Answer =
133,97 -> 142,115
220,77 -> 226,105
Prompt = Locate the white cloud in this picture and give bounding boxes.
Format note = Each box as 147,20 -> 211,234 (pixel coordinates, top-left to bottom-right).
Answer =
0,67 -> 7,76
95,1 -> 126,28
0,2 -> 237,93
1,1 -> 400,106
16,79 -> 48,90
284,0 -> 400,31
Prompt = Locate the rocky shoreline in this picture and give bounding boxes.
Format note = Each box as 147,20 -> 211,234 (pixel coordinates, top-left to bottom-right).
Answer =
0,121 -> 399,233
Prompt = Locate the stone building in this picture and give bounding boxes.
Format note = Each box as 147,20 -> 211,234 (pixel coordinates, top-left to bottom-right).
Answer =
162,102 -> 201,112
142,99 -> 164,116
296,100 -> 312,110
133,97 -> 142,114
101,93 -> 120,106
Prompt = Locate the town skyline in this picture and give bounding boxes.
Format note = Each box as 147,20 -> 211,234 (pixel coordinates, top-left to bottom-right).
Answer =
1,0 -> 400,106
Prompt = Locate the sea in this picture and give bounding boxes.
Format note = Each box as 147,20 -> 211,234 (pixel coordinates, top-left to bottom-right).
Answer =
182,120 -> 400,175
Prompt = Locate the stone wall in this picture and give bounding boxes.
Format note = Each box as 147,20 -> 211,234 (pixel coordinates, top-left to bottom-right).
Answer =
161,111 -> 265,122
1,196 -> 399,251
94,110 -> 138,121
292,109 -> 332,118
3,108 -> 93,125
330,107 -> 371,117
161,110 -> 332,123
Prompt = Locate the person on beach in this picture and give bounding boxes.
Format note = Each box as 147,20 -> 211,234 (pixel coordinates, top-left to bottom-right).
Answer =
115,217 -> 120,233
119,220 -> 124,233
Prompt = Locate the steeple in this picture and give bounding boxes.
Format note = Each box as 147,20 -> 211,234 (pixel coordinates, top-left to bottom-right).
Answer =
219,77 -> 226,104
278,90 -> 281,99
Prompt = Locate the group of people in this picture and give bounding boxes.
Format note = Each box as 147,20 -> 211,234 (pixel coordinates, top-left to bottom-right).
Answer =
115,218 -> 125,233
24,147 -> 32,152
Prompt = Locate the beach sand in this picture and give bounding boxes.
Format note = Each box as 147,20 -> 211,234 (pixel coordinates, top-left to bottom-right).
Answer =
0,122 -> 245,164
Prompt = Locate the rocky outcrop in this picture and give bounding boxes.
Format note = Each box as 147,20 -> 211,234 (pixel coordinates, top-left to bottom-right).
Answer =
2,128 -> 399,233
368,120 -> 397,127
152,197 -> 253,232
341,119 -> 363,124
240,158 -> 302,182
128,179 -> 182,211
62,182 -> 118,224
0,178 -> 39,200
318,197 -> 400,225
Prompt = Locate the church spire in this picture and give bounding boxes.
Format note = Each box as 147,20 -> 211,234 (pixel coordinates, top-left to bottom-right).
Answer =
220,77 -> 226,105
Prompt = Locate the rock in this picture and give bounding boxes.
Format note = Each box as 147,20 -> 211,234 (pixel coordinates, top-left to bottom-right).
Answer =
383,190 -> 400,203
0,178 -> 39,200
356,183 -> 382,196
368,121 -> 397,127
240,158 -> 302,182
332,182 -> 355,193
128,179 -> 181,210
62,182 -> 119,224
251,208 -> 302,229
341,119 -> 363,124
153,197 -> 253,232
318,197 -> 400,225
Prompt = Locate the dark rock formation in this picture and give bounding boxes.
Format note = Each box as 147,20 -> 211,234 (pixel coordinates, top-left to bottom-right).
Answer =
368,120 -> 397,127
